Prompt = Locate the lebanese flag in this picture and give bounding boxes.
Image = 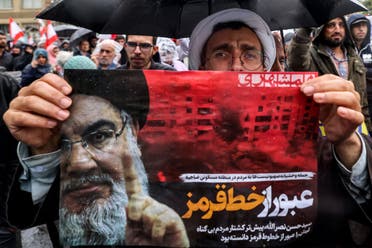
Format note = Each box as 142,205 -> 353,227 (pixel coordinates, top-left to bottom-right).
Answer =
45,20 -> 58,48
9,17 -> 24,44
27,36 -> 35,46
38,19 -> 46,44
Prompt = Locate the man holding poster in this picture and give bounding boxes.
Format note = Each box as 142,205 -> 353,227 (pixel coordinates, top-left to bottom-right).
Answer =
3,8 -> 372,247
187,8 -> 372,246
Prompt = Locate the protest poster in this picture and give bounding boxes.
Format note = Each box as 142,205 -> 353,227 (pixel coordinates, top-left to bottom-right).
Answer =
61,69 -> 319,246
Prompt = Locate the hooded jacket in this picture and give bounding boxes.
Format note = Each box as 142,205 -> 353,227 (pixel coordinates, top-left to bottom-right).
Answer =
20,48 -> 51,87
287,17 -> 372,133
348,14 -> 372,123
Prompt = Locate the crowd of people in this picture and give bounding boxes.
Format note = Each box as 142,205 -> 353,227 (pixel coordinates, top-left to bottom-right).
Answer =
0,7 -> 372,248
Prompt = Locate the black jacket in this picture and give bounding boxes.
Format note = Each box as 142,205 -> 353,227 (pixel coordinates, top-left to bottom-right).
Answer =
0,73 -> 20,228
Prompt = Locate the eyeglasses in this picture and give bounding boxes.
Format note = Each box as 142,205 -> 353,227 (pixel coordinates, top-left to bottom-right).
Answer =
60,114 -> 127,162
206,49 -> 264,71
126,42 -> 153,51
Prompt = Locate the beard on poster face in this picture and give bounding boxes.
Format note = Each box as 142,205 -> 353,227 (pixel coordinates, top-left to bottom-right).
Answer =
60,174 -> 128,246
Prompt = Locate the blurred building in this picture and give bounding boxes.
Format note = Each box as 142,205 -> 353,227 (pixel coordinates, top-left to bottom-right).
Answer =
0,0 -> 52,40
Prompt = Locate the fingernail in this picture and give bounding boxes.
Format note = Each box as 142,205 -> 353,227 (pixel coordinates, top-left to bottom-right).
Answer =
46,120 -> 57,128
60,97 -> 72,108
61,86 -> 71,95
313,93 -> 325,102
57,110 -> 69,120
302,86 -> 315,95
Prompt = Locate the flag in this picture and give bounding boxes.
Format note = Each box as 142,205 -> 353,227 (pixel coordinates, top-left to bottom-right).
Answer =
38,19 -> 46,46
27,36 -> 35,46
45,20 -> 58,48
9,17 -> 24,44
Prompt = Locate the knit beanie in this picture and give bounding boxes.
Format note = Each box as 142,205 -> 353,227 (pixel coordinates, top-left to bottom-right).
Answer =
64,56 -> 97,70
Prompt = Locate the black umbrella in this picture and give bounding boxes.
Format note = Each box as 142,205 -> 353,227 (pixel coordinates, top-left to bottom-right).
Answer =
54,24 -> 79,39
37,0 -> 367,38
69,28 -> 96,48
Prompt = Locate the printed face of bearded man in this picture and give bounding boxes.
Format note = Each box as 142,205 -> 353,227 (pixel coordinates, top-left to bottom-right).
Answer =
59,94 -> 148,246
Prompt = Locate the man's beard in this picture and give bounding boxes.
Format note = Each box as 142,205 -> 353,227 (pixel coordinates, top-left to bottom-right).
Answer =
60,175 -> 128,246
323,35 -> 344,48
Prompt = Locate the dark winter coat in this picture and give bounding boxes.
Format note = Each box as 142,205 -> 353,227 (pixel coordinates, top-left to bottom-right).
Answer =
0,73 -> 20,246
348,14 -> 372,128
20,63 -> 51,87
288,17 -> 372,133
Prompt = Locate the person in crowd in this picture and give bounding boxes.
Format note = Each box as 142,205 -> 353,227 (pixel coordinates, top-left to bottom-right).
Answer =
91,39 -> 122,70
73,39 -> 91,58
54,50 -> 73,76
284,31 -> 294,53
176,38 -> 190,68
3,7 -> 372,248
47,44 -> 60,71
88,36 -> 98,54
188,8 -> 372,246
10,43 -> 22,60
287,17 -> 372,133
0,73 -> 20,247
0,31 -> 13,71
348,13 -> 372,129
115,35 -> 128,65
120,35 -> 175,70
271,31 -> 286,71
20,48 -> 51,87
13,44 -> 34,71
157,38 -> 188,71
60,39 -> 71,52
114,35 -> 126,47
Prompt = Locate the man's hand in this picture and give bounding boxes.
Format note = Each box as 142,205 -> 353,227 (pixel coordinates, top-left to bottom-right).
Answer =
301,74 -> 364,168
123,155 -> 189,247
3,73 -> 72,154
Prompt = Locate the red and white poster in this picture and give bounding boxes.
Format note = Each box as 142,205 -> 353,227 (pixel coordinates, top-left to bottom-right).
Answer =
61,70 -> 319,247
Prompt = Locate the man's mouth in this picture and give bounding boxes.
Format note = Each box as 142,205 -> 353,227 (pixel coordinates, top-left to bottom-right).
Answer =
63,182 -> 111,200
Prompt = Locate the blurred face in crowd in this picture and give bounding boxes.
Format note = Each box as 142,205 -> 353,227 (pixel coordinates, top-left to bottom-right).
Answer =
322,17 -> 345,48
37,55 -> 47,66
25,46 -> 33,54
79,40 -> 90,53
59,94 -> 147,245
115,37 -> 125,46
98,43 -> 116,67
11,46 -> 21,56
52,46 -> 60,56
351,21 -> 368,44
125,35 -> 157,69
201,26 -> 265,72
0,34 -> 7,49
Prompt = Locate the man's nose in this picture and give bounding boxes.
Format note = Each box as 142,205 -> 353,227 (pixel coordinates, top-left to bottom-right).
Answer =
231,56 -> 244,71
65,143 -> 98,174
134,45 -> 142,53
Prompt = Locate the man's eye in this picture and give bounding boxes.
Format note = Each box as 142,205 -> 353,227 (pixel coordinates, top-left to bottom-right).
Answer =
88,130 -> 114,145
213,51 -> 229,59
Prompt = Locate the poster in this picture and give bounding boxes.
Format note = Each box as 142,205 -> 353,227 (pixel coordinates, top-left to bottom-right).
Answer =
61,69 -> 319,247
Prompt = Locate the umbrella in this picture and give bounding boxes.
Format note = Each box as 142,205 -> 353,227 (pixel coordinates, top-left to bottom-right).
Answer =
69,28 -> 96,48
37,0 -> 367,38
54,24 -> 79,39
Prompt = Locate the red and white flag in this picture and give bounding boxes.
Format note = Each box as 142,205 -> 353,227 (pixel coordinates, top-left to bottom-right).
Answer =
27,36 -> 35,46
37,19 -> 46,46
45,20 -> 58,48
9,17 -> 24,44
